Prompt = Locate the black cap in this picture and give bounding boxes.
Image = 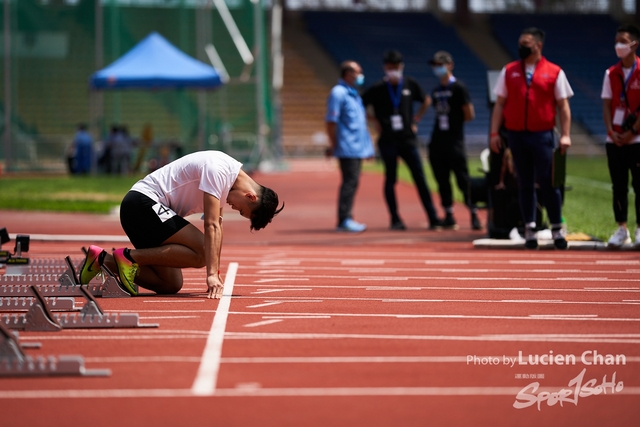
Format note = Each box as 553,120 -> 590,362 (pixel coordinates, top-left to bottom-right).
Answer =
429,51 -> 453,65
383,50 -> 403,64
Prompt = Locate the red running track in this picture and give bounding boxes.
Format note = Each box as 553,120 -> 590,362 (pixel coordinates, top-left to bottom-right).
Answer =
1,160 -> 639,426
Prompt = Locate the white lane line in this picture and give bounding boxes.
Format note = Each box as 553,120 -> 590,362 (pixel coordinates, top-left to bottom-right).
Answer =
1,386 -> 639,399
236,284 -> 640,293
529,314 -> 598,318
229,310 -> 640,323
254,278 -> 309,283
262,315 -> 331,319
142,316 -> 200,319
240,273 -> 640,282
237,295 -> 640,307
191,262 -> 238,396
243,319 -> 283,328
225,332 -> 640,344
246,300 -> 323,308
341,259 -> 385,265
143,300 -> 206,303
252,288 -> 312,294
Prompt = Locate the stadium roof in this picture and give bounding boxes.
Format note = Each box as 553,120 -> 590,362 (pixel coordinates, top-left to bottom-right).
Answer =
89,32 -> 223,90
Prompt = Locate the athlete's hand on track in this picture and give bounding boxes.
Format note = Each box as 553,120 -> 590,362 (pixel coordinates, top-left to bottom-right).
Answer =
207,275 -> 224,299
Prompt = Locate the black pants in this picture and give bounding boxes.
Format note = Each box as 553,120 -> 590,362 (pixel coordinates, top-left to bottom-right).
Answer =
338,158 -> 362,225
606,142 -> 640,224
379,141 -> 438,225
428,141 -> 470,210
508,130 -> 562,225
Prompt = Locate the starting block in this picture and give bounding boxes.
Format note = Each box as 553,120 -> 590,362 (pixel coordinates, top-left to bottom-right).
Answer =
4,235 -> 31,275
0,296 -> 76,312
0,322 -> 110,377
1,257 -> 132,298
1,285 -> 158,331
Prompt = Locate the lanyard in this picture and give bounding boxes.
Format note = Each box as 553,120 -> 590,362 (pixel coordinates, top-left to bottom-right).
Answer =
619,61 -> 637,104
435,77 -> 456,109
386,79 -> 404,112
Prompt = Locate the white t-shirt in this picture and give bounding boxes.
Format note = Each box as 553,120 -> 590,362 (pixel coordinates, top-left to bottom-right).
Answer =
131,151 -> 243,217
601,68 -> 640,143
493,65 -> 574,100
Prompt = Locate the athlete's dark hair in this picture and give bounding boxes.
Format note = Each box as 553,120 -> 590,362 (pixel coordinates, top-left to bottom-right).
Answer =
521,27 -> 546,43
618,24 -> 640,41
250,186 -> 284,231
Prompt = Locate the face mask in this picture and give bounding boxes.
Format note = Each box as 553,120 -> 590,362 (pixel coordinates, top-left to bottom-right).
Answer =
518,45 -> 532,60
432,65 -> 448,78
385,69 -> 403,81
355,74 -> 365,87
615,42 -> 635,59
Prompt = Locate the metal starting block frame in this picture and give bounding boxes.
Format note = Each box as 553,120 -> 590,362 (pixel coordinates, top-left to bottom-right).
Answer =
0,296 -> 76,312
1,257 -> 132,298
0,322 -> 110,377
1,285 -> 158,331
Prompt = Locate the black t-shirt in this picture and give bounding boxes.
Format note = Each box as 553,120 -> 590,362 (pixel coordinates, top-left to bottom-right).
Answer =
361,76 -> 426,143
430,79 -> 471,143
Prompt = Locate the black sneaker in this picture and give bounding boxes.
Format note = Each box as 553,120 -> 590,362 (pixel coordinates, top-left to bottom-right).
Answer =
524,227 -> 538,249
553,228 -> 568,250
471,213 -> 482,230
428,218 -> 444,231
442,214 -> 458,230
390,221 -> 406,231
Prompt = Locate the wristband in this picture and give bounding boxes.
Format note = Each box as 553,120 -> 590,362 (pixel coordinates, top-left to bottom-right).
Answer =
607,129 -> 614,137
490,132 -> 499,137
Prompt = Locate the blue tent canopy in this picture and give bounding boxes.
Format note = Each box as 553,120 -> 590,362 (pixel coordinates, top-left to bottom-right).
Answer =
90,32 -> 223,90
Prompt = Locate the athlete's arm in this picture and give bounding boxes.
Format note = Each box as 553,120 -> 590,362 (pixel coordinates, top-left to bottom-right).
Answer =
462,102 -> 475,122
557,97 -> 572,154
203,192 -> 224,299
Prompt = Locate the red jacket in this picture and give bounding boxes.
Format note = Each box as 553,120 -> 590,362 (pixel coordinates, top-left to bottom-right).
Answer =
607,56 -> 640,133
503,57 -> 561,132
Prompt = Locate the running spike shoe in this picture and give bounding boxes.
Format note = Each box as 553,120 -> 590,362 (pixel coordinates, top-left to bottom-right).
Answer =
79,245 -> 106,284
113,248 -> 139,296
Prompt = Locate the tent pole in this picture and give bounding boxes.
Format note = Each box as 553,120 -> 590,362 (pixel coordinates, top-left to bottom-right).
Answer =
253,0 -> 267,162
92,0 -> 104,174
4,0 -> 12,173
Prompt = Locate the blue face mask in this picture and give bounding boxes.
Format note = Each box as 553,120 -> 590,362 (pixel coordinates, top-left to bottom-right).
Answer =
432,65 -> 448,78
355,74 -> 365,87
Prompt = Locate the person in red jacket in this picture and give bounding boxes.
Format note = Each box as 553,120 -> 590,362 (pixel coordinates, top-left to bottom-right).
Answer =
489,27 -> 573,249
602,24 -> 640,247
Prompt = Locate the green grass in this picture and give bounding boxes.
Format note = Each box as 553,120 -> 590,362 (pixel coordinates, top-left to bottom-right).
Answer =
0,156 -> 622,241
365,155 -> 619,241
0,175 -> 142,214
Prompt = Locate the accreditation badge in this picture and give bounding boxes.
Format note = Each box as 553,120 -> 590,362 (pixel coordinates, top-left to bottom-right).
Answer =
391,114 -> 404,131
438,114 -> 450,131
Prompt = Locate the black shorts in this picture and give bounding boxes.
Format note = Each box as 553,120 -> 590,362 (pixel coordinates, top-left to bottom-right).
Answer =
120,191 -> 190,249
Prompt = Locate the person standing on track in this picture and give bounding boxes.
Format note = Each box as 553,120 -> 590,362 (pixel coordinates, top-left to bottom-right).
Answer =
326,60 -> 375,233
79,150 -> 283,299
602,24 -> 640,247
426,51 -> 480,231
489,27 -> 573,250
361,50 -> 441,231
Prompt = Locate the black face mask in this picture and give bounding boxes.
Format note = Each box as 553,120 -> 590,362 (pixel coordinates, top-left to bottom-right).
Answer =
518,45 -> 532,60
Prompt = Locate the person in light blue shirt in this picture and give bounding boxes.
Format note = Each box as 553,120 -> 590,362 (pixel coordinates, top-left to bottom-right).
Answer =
325,60 -> 374,232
